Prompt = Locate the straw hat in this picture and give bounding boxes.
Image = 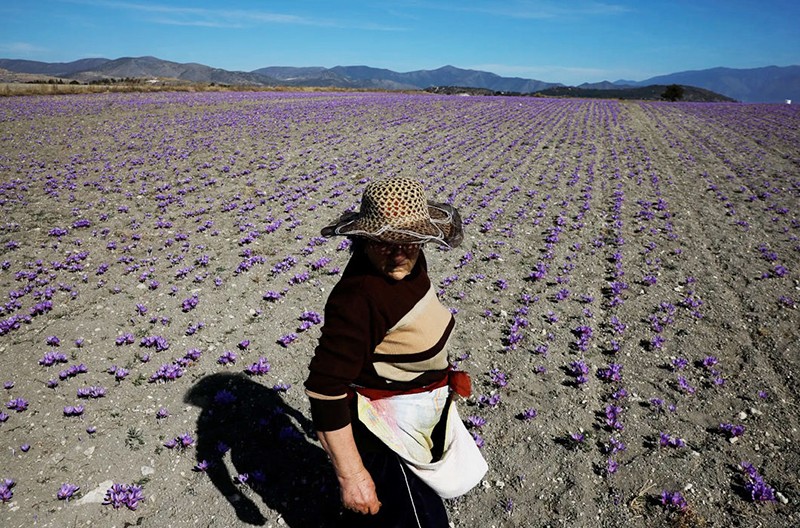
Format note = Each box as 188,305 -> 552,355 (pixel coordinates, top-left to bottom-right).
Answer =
321,178 -> 463,248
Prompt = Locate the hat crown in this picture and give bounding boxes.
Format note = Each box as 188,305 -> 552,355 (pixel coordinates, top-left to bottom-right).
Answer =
361,178 -> 429,224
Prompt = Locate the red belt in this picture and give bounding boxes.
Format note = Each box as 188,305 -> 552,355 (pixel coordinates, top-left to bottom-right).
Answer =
352,368 -> 471,401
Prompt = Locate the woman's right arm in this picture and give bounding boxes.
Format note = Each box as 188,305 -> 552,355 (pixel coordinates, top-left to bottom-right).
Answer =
317,424 -> 382,515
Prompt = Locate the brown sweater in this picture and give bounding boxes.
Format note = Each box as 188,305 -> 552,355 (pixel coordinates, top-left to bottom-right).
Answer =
304,250 -> 454,431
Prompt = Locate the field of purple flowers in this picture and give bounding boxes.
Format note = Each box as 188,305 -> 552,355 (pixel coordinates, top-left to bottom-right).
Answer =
0,91 -> 798,527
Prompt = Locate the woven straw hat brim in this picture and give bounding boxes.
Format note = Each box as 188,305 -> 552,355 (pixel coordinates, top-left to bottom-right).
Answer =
322,201 -> 463,248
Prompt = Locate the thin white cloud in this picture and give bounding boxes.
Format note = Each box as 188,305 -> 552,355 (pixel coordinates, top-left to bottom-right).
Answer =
60,0 -> 404,30
0,42 -> 50,55
396,0 -> 631,20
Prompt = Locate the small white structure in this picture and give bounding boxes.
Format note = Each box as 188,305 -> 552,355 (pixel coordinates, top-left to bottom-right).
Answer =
786,99 -> 792,105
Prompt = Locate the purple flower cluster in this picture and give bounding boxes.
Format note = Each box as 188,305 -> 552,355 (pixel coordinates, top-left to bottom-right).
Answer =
149,363 -> 184,383
0,478 -> 15,502
115,333 -> 135,345
660,490 -> 688,511
181,294 -> 199,312
659,432 -> 686,448
57,483 -> 80,501
59,363 -> 88,380
572,325 -> 593,352
217,350 -> 237,365
277,333 -> 298,347
604,405 -> 624,431
103,483 -> 144,510
245,357 -> 271,376
489,368 -> 509,388
262,290 -> 282,301
164,433 -> 194,450
740,462 -> 776,502
39,351 -> 68,366
568,359 -> 590,385
6,398 -> 29,412
297,310 -> 323,332
719,423 -> 745,438
140,335 -> 169,352
63,405 -> 85,417
107,366 -> 129,381
597,363 -> 623,382
76,386 -> 106,399
477,393 -> 501,408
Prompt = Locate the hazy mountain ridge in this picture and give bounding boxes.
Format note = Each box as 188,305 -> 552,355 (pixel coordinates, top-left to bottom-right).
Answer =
1,56 -> 797,102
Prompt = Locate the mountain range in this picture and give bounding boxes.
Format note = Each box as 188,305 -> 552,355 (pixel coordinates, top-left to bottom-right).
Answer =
1,56 -> 797,103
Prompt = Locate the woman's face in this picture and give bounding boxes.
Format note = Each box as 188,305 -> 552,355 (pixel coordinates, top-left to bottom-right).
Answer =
365,241 -> 421,280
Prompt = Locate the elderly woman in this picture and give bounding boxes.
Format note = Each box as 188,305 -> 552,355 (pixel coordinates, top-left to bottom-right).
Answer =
305,178 -> 486,527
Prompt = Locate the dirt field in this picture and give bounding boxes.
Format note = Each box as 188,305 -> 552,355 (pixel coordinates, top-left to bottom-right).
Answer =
0,91 -> 797,527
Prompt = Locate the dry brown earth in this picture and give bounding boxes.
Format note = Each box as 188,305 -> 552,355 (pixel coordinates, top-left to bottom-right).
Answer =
0,92 -> 797,527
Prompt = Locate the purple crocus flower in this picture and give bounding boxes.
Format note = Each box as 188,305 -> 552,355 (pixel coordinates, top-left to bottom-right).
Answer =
245,357 -> 271,376
63,405 -> 85,417
720,423 -> 745,438
277,333 -> 298,347
57,483 -> 80,501
660,490 -> 688,511
478,393 -> 501,408
466,415 -> 487,428
0,478 -> 15,502
217,351 -> 237,365
740,462 -> 776,502
6,398 -> 28,412
659,432 -> 685,448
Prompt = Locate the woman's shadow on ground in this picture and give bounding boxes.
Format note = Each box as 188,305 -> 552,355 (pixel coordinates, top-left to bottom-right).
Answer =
185,372 -> 340,526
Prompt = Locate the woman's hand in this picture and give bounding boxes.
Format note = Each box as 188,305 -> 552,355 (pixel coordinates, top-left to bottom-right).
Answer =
317,424 -> 382,515
338,466 -> 382,514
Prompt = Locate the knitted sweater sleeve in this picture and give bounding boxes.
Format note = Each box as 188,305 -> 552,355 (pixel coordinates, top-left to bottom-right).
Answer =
304,278 -> 384,431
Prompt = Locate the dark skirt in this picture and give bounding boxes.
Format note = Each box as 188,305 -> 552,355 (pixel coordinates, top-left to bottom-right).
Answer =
336,408 -> 449,528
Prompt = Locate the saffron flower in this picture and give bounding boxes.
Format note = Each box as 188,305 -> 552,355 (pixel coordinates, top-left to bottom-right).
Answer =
181,295 -> 199,312
720,423 -> 745,438
6,398 -> 28,412
519,408 -> 538,420
478,393 -> 501,408
57,483 -> 80,501
277,333 -> 298,347
103,483 -> 144,510
39,351 -> 68,366
245,357 -> 271,375
156,407 -> 169,419
597,363 -> 623,382
0,478 -> 15,502
660,490 -> 688,511
466,415 -> 487,428
659,432 -> 685,448
149,363 -> 184,382
740,462 -> 776,502
217,351 -> 237,365
77,386 -> 106,399
193,460 -> 210,472
63,405 -> 85,417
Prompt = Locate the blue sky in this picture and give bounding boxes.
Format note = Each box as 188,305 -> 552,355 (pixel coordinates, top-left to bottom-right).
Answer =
1,0 -> 798,85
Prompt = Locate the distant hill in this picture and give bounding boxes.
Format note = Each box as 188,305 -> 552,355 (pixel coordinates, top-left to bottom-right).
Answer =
624,66 -> 800,103
1,56 -> 797,102
535,85 -> 736,102
0,58 -> 111,76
